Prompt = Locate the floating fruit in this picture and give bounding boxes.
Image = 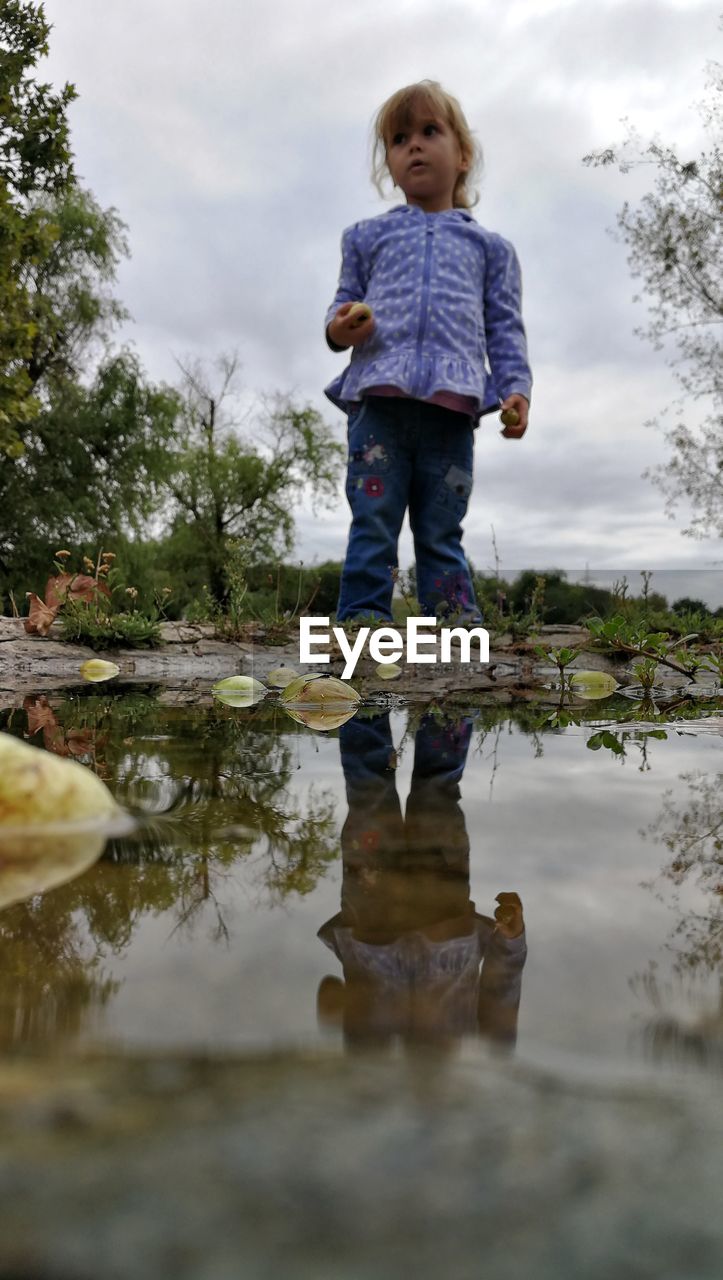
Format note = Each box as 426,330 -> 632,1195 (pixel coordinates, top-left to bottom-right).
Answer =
281,674 -> 360,708
0,732 -> 120,827
283,705 -> 359,732
80,658 -> 120,683
266,666 -> 300,689
211,675 -> 267,707
375,663 -> 402,680
568,670 -> 618,700
281,673 -> 360,730
0,732 -> 127,907
0,827 -> 109,910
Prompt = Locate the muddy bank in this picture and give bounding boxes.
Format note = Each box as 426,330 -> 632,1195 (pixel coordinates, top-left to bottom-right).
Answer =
0,1048 -> 720,1279
0,616 -> 614,696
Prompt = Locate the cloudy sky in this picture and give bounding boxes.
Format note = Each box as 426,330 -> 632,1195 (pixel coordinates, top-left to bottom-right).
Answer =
41,0 -> 722,600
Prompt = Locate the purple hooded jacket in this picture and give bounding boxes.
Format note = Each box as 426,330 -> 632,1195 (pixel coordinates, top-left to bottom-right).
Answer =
324,203 -> 532,420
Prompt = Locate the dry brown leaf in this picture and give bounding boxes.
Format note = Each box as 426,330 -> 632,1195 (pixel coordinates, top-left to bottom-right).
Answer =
24,699 -> 69,755
24,593 -> 59,636
23,697 -> 99,759
46,572 -> 109,610
24,695 -> 58,736
25,572 -> 112,636
65,730 -> 97,758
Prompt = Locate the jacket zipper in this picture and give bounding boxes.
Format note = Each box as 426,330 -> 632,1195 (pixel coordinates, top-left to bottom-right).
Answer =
413,218 -> 435,394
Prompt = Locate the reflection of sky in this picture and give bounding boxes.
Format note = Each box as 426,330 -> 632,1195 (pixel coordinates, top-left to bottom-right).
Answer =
83,714 -> 722,1075
462,724 -> 722,1070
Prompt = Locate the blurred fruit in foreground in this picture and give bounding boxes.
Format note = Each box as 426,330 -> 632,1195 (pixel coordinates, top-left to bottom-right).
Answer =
0,733 -> 127,908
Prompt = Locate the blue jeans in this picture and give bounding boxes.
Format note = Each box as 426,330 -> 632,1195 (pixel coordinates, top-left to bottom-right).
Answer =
337,396 -> 482,623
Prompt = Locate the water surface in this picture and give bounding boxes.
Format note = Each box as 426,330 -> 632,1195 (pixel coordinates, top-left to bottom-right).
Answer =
1,688 -> 720,1079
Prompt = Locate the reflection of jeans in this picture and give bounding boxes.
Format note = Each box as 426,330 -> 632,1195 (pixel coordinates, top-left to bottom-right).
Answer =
339,712 -> 474,924
337,396 -> 482,623
321,712 -> 526,1048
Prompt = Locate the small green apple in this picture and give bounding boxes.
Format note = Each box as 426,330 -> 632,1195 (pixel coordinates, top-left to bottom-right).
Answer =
500,406 -> 520,428
348,302 -> 372,329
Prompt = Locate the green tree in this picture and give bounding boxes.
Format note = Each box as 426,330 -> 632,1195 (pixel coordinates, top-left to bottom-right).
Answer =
0,182 -> 181,603
20,184 -> 129,391
583,62 -> 722,539
0,349 -> 180,596
165,353 -> 344,604
0,11 -> 182,605
0,0 -> 77,453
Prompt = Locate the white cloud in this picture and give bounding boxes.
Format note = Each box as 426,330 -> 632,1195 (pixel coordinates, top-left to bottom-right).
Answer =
41,0 -> 723,577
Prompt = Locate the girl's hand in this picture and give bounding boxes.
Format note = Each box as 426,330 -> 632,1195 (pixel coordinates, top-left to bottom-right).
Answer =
494,891 -> 524,939
499,394 -> 529,439
328,301 -> 375,349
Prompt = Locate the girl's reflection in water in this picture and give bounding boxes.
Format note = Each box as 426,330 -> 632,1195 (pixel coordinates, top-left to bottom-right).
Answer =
317,712 -> 527,1053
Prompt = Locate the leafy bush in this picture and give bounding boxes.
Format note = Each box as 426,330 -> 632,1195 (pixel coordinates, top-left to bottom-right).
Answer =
22,548 -> 167,648
60,605 -> 162,649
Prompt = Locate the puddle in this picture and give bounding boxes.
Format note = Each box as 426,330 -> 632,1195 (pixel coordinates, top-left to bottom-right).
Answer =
1,685 -> 722,1277
0,687 -> 720,1079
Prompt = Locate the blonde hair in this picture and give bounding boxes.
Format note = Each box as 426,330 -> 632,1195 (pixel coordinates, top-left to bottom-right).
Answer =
371,80 -> 482,209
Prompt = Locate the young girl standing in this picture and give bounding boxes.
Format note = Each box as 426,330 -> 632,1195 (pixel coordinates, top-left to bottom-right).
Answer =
325,80 -> 532,625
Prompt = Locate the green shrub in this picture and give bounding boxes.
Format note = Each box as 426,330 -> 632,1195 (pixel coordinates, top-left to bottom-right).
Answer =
60,603 -> 162,649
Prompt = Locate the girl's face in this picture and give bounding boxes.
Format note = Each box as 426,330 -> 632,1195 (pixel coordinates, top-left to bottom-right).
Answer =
385,108 -> 468,212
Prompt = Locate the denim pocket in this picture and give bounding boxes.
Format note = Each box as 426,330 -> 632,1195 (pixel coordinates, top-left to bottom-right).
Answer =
434,463 -> 473,516
346,400 -> 369,434
347,405 -> 393,476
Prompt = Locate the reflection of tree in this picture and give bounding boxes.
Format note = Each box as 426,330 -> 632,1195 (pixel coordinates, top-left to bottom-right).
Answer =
633,769 -> 723,1068
643,769 -> 722,975
634,965 -> 723,1071
257,785 -> 339,902
0,884 -> 119,1049
0,693 -> 339,1047
100,701 -> 339,922
2,693 -> 339,909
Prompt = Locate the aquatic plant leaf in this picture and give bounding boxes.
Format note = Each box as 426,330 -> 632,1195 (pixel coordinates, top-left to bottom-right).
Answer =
586,730 -> 624,755
281,675 -> 360,708
569,670 -> 618,699
266,666 -> 300,688
80,659 -> 120,683
375,663 -> 402,680
211,675 -> 267,707
0,732 -> 120,826
283,705 -> 359,731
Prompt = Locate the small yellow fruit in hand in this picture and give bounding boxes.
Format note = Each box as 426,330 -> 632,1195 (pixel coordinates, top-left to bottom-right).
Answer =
500,406 -> 520,428
348,302 -> 372,329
